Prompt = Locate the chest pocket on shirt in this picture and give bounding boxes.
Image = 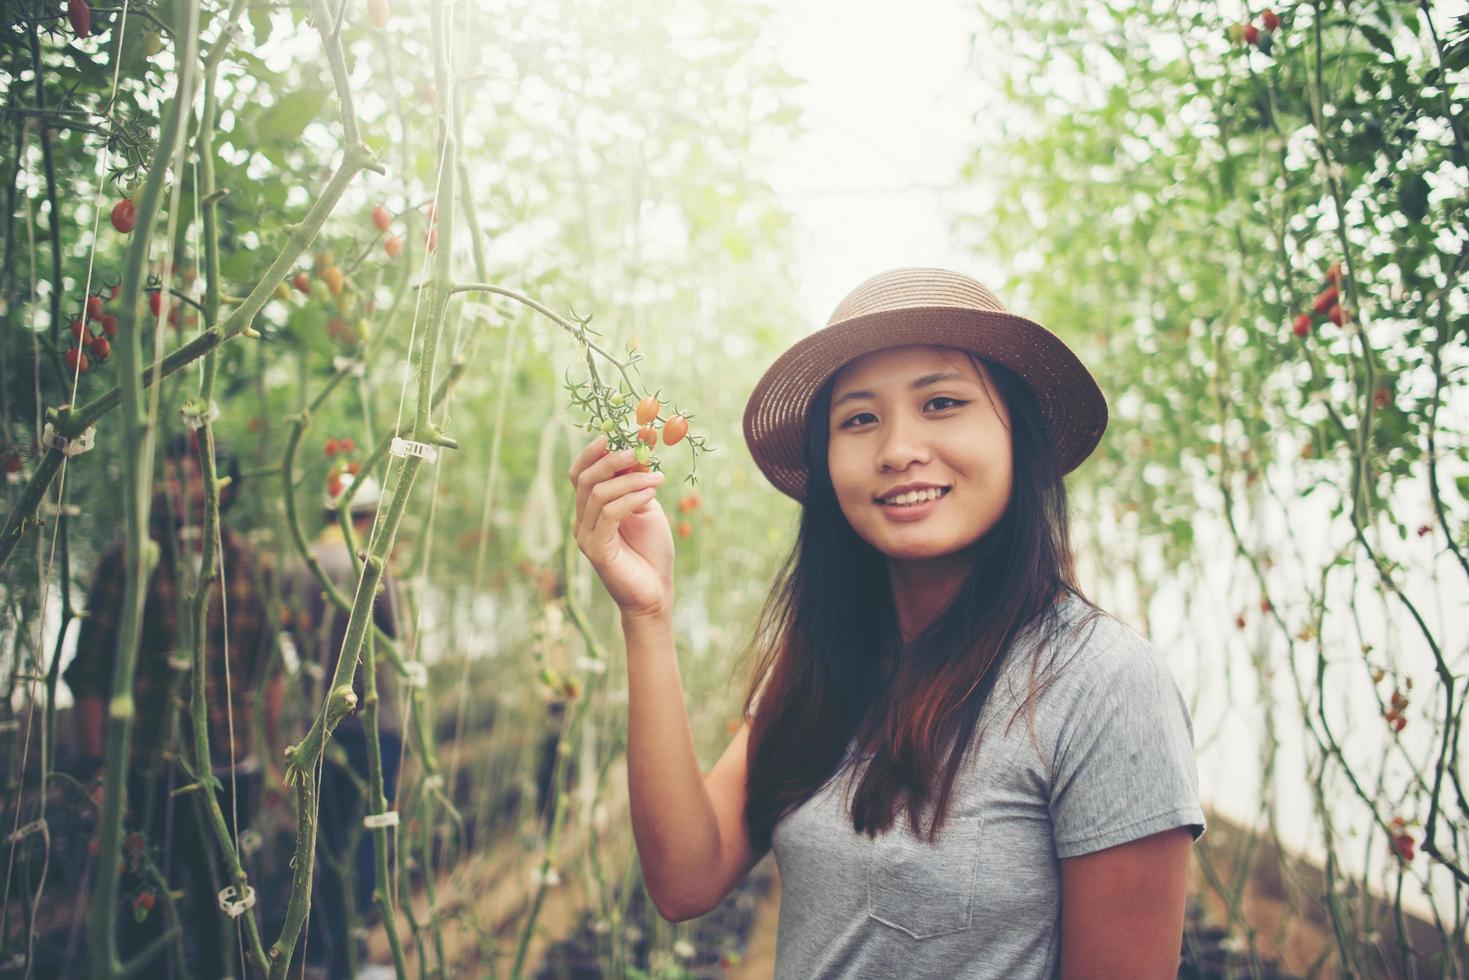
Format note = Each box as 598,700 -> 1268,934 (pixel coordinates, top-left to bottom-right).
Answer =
866,814 -> 985,939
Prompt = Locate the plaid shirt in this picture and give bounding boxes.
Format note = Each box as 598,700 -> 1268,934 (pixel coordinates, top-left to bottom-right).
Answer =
63,520 -> 278,772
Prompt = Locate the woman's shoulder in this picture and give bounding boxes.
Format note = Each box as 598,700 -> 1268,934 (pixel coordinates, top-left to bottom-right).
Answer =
1014,593 -> 1178,704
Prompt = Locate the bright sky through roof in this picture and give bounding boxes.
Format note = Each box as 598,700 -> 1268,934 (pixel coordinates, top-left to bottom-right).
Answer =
767,0 -> 993,327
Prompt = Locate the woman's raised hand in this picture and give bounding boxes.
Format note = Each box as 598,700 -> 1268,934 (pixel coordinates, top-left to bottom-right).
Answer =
568,435 -> 675,620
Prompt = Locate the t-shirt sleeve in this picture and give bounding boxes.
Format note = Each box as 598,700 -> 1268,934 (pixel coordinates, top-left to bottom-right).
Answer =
1047,632 -> 1205,859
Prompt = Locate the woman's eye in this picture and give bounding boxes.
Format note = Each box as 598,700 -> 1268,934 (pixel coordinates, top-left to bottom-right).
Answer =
926,396 -> 966,412
840,412 -> 877,428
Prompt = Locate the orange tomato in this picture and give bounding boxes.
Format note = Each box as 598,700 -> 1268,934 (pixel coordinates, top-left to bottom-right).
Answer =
636,396 -> 660,425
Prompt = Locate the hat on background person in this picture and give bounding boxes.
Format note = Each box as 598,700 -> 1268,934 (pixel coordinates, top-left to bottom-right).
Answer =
742,267 -> 1109,502
323,474 -> 383,516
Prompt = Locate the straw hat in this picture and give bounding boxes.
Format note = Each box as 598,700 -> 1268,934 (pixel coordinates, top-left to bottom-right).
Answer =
742,268 -> 1108,501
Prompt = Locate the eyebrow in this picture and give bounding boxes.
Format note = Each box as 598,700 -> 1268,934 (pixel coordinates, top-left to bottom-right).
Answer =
830,371 -> 974,410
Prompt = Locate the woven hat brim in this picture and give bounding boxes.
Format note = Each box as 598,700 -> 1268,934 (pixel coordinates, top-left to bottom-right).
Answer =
742,307 -> 1108,502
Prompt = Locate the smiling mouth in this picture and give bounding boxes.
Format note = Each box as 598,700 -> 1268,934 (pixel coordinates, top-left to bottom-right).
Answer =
875,487 -> 951,507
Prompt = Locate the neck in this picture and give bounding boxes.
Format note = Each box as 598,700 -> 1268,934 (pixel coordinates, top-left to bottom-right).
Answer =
886,552 -> 970,647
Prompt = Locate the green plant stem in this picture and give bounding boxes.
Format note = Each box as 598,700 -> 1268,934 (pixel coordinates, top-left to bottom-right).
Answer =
86,0 -> 202,970
266,769 -> 320,979
362,632 -> 410,978
27,25 -> 63,355
276,55 -> 457,938
174,1 -> 273,971
0,138 -> 381,571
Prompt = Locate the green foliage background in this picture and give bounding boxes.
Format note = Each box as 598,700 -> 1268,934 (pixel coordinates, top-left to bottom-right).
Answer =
0,0 -> 1465,974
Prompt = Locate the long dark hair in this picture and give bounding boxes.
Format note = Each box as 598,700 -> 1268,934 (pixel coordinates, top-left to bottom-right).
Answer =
741,352 -> 1101,849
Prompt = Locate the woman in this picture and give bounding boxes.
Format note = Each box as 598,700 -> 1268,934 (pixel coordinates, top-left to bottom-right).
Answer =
568,268 -> 1205,978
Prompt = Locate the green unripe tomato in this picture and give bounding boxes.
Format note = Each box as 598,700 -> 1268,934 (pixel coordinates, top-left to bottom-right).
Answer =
634,444 -> 650,465
609,393 -> 625,407
600,419 -> 617,434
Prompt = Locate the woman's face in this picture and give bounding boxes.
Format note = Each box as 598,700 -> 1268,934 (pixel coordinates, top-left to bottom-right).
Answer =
826,345 -> 1013,562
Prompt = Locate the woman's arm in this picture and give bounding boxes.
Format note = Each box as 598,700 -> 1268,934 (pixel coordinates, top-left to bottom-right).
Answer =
625,610 -> 762,919
1058,826 -> 1193,979
570,435 -> 764,921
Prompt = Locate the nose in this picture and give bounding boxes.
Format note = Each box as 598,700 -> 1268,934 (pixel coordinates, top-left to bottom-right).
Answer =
875,409 -> 930,474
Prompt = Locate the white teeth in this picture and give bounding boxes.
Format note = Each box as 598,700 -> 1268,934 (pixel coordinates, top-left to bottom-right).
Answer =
881,487 -> 946,506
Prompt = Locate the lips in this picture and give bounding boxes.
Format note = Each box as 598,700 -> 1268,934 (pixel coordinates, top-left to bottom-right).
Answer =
876,487 -> 949,523
875,486 -> 951,507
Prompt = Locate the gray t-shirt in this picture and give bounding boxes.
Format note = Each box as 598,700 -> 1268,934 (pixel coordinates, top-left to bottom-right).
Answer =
768,596 -> 1205,978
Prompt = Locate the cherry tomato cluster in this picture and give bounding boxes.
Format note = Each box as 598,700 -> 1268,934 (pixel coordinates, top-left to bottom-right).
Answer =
280,250 -> 372,344
1383,687 -> 1409,733
675,490 -> 702,539
1290,262 -> 1347,339
324,435 -> 357,458
573,382 -> 681,466
368,0 -> 389,29
369,204 -> 404,258
325,462 -> 362,499
64,288 -> 124,374
1388,816 -> 1415,862
325,438 -> 362,499
1226,8 -> 1279,54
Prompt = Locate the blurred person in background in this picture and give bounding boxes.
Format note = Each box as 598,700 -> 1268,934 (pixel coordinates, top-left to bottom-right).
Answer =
65,431 -> 282,978
569,268 -> 1206,979
286,473 -> 405,980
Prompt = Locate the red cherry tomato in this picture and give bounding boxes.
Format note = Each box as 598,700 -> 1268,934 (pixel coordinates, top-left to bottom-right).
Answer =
110,198 -> 136,234
68,0 -> 91,38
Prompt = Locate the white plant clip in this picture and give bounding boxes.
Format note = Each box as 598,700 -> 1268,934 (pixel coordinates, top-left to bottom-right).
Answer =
462,301 -> 494,323
363,811 -> 399,830
0,719 -> 20,733
389,437 -> 438,463
218,884 -> 256,918
181,400 -> 220,429
403,661 -> 428,689
39,501 -> 81,519
332,356 -> 366,377
41,422 -> 95,456
6,819 -> 46,844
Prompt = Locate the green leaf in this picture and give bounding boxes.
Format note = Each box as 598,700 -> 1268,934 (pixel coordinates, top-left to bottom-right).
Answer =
255,88 -> 329,145
1398,172 -> 1430,221
250,6 -> 274,46
1358,24 -> 1394,57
